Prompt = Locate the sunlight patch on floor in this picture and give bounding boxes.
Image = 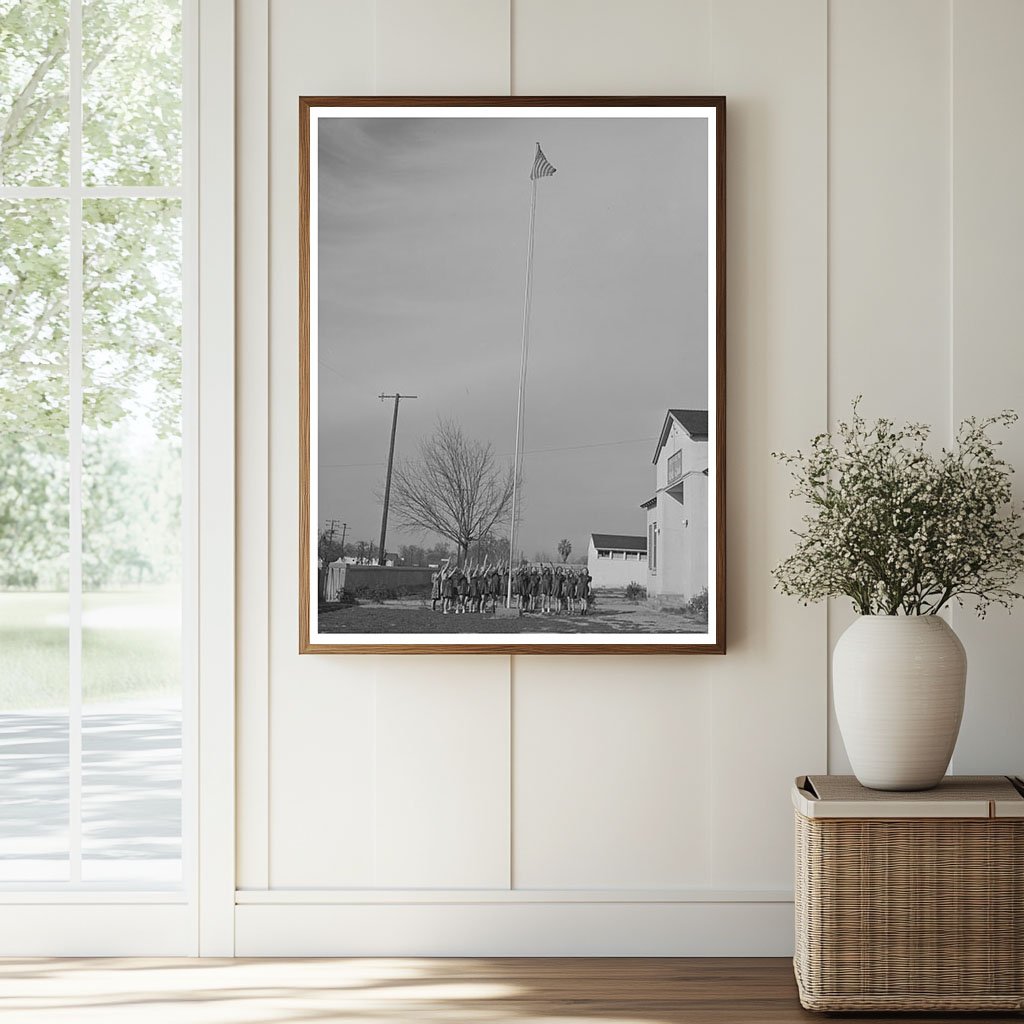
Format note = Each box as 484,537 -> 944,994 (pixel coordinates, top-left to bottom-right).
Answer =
0,958 -> 676,1024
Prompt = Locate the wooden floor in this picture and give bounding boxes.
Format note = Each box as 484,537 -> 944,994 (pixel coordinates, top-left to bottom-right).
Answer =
0,957 -> 1019,1023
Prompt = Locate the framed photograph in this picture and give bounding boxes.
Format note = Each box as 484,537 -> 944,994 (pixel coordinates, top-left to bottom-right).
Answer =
300,96 -> 725,654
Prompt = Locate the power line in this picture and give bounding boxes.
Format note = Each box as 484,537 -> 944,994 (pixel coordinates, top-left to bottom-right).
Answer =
521,436 -> 657,457
318,435 -> 656,471
318,359 -> 347,379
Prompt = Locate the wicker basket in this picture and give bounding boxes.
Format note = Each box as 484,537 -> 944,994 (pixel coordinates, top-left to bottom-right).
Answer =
793,775 -> 1024,1012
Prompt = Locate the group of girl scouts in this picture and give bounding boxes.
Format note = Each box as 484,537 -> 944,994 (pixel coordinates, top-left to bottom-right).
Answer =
430,562 -> 592,616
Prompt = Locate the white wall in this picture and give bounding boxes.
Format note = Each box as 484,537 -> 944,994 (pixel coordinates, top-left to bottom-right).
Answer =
588,543 -> 648,590
234,0 -> 1024,955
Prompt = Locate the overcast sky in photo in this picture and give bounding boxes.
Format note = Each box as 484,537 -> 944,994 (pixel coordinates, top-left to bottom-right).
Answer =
317,113 -> 709,557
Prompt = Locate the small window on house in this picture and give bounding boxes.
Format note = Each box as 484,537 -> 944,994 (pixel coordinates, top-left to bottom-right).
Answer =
597,549 -> 610,559
639,552 -> 647,560
667,449 -> 682,483
625,551 -> 637,560
611,550 -> 624,560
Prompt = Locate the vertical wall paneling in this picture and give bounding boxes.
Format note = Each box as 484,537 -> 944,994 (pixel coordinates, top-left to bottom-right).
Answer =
828,0 -> 951,425
270,665 -> 379,886
513,658 -> 713,889
509,0 -> 719,896
826,0 -> 952,773
950,0 -> 1024,777
512,0 -> 712,95
266,0 -> 377,888
375,0 -> 511,94
370,0 -> 515,891
235,0 -> 271,891
708,0 -> 828,889
231,0 -> 1024,954
374,659 -> 511,888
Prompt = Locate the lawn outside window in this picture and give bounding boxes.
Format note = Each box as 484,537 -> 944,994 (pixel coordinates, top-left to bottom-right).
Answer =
0,0 -> 194,891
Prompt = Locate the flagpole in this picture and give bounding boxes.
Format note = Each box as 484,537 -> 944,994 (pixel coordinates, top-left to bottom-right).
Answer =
506,173 -> 539,608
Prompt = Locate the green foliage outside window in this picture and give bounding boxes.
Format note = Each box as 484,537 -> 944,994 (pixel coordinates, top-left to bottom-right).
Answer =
1,0 -> 183,591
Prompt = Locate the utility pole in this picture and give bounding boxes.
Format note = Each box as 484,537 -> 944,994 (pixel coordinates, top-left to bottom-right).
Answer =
325,518 -> 341,543
339,522 -> 347,556
377,392 -> 417,566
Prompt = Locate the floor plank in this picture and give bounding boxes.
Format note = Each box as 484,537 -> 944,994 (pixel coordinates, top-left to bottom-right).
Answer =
0,956 -> 1019,1023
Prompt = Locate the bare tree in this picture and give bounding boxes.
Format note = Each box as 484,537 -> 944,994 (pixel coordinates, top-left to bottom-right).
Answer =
470,532 -> 511,564
390,419 -> 515,566
557,538 -> 572,563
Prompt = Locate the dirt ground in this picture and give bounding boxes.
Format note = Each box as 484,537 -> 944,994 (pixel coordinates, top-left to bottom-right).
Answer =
318,593 -> 707,635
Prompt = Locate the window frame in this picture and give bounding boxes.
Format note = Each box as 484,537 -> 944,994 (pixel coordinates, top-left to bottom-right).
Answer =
0,0 -> 196,898
0,0 -> 236,957
667,448 -> 683,484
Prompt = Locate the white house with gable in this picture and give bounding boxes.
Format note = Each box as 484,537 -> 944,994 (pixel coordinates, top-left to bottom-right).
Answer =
642,409 -> 709,600
586,533 -> 648,589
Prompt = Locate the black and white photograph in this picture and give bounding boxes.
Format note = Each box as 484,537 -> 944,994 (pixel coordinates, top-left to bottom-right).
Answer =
300,98 -> 725,653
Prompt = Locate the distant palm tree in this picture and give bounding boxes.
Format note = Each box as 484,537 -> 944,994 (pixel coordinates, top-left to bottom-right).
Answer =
557,538 -> 572,563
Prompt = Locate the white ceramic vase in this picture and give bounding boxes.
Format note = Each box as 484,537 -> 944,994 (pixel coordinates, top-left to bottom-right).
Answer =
833,615 -> 967,791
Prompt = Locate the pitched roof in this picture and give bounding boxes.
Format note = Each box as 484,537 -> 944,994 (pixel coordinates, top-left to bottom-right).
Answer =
652,408 -> 709,463
590,533 -> 647,552
669,409 -> 709,438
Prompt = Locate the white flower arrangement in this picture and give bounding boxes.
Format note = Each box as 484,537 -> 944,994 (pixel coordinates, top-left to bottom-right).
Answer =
772,401 -> 1024,616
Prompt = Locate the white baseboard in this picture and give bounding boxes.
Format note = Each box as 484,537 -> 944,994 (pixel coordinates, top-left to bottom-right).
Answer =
235,899 -> 795,956
235,887 -> 792,904
0,904 -> 196,956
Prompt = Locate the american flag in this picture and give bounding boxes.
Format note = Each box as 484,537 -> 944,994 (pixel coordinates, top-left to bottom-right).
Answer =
530,143 -> 556,181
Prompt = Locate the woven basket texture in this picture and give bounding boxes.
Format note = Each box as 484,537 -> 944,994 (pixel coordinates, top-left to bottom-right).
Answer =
794,810 -> 1024,1011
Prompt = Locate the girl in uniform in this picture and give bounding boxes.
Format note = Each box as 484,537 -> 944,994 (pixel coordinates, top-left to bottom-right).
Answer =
571,571 -> 583,615
539,566 -> 552,614
551,568 -> 563,614
441,568 -> 456,614
487,568 -> 500,612
580,569 -> 592,615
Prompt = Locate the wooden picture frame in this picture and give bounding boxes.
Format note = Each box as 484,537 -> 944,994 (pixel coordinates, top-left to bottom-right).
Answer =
300,96 -> 725,654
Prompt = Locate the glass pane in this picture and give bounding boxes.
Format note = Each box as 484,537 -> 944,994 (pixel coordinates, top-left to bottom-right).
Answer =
0,199 -> 70,881
81,198 -> 182,884
0,0 -> 70,186
82,0 -> 181,186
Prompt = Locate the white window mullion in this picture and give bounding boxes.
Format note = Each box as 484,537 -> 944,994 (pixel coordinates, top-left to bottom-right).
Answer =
0,187 -> 68,199
0,186 -> 183,200
181,0 -> 200,913
68,0 -> 83,885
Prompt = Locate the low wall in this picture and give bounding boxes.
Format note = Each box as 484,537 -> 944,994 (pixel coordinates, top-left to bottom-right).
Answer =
587,555 -> 648,590
324,564 -> 434,601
